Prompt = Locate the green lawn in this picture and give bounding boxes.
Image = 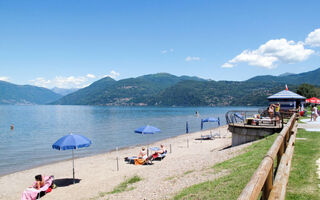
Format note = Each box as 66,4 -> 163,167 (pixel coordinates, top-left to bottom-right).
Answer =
173,129 -> 320,200
173,134 -> 278,200
286,129 -> 320,200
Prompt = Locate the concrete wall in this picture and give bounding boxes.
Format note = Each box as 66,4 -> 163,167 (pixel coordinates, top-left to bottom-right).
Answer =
229,125 -> 281,146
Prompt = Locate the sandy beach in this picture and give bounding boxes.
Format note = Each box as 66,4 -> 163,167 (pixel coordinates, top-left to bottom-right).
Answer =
0,126 -> 252,200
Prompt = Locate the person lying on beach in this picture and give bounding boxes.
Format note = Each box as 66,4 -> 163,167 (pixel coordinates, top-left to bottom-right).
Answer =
21,175 -> 54,200
33,174 -> 44,189
156,144 -> 166,154
149,144 -> 167,160
134,147 -> 152,165
124,147 -> 148,165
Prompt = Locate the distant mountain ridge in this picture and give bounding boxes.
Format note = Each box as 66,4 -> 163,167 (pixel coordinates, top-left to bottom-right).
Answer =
247,67 -> 320,85
0,81 -> 62,105
52,73 -> 207,105
51,87 -> 79,96
52,70 -> 308,106
3,68 -> 319,106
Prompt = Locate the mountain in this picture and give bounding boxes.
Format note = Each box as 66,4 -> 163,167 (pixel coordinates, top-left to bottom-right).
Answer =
52,68 -> 320,107
0,81 -> 62,105
247,67 -> 320,85
51,87 -> 79,96
278,72 -> 295,77
152,80 -> 289,106
52,73 -> 206,105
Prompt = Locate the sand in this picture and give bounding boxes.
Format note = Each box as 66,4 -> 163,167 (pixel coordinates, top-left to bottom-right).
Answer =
0,126 -> 251,200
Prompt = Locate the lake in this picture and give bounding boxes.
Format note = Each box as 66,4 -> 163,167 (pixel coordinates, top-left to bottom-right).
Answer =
0,105 -> 259,176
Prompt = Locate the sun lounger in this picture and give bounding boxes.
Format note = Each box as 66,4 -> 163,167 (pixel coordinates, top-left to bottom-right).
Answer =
200,133 -> 213,140
212,132 -> 221,138
124,156 -> 152,165
21,176 -> 54,200
153,150 -> 167,161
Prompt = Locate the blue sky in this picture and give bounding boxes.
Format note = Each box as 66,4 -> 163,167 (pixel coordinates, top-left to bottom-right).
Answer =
1,0 -> 320,88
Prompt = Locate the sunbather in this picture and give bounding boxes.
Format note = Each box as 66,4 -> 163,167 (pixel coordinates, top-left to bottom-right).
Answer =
149,144 -> 167,160
138,147 -> 147,159
34,175 -> 45,190
21,175 -> 54,200
124,147 -> 150,165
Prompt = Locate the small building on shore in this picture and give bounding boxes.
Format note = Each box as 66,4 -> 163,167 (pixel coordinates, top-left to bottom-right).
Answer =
267,89 -> 306,110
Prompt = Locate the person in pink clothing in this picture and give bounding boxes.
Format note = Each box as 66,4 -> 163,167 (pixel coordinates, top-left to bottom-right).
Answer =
34,175 -> 45,190
21,175 -> 54,200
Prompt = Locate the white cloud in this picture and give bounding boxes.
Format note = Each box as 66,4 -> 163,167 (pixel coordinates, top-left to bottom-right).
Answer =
221,63 -> 233,68
305,28 -> 320,47
161,50 -> 168,54
185,56 -> 201,61
103,70 -> 120,79
222,38 -> 314,69
30,77 -> 51,88
30,74 -> 96,88
54,76 -> 88,88
86,73 -> 96,79
0,76 -> 10,81
161,48 -> 174,54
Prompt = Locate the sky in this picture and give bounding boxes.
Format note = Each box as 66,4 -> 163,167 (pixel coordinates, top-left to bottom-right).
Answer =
1,0 -> 320,89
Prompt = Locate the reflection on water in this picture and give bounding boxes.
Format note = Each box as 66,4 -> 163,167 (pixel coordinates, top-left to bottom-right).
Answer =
0,105 -> 259,175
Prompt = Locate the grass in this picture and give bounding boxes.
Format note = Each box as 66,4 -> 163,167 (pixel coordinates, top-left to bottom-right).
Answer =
173,134 -> 278,200
108,175 -> 142,194
183,170 -> 195,175
89,175 -> 142,199
286,129 -> 320,200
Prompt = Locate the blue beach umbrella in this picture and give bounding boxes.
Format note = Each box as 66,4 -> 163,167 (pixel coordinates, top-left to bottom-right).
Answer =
134,125 -> 160,155
52,133 -> 92,183
134,125 -> 160,134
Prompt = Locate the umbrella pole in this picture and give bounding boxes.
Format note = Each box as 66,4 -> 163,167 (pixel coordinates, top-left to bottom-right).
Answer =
72,149 -> 75,184
144,133 -> 149,156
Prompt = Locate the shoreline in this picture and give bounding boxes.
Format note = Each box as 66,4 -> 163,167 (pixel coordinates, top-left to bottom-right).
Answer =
0,126 -> 224,178
0,125 -> 250,200
0,126 -> 223,178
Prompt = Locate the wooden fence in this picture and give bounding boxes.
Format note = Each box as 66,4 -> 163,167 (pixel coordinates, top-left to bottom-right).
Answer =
238,113 -> 298,200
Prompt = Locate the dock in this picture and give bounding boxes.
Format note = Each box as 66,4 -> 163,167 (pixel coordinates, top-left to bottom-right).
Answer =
225,110 -> 284,146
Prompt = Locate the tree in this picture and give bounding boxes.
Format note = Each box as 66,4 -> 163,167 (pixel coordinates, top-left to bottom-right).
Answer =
296,84 -> 320,98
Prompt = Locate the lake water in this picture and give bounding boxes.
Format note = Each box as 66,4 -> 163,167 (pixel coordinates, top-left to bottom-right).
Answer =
0,105 -> 259,176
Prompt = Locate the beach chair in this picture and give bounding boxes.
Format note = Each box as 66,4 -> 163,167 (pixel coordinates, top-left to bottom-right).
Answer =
212,132 -> 221,138
200,133 -> 213,140
153,150 -> 167,161
124,156 -> 152,165
21,175 -> 54,200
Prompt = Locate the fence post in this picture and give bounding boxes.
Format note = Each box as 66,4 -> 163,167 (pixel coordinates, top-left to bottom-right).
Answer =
275,141 -> 284,175
262,166 -> 273,200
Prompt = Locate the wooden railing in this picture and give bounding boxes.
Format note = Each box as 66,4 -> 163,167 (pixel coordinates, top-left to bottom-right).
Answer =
238,113 -> 298,200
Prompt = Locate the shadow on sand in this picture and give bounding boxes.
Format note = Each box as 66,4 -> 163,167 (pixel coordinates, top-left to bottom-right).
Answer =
54,178 -> 81,187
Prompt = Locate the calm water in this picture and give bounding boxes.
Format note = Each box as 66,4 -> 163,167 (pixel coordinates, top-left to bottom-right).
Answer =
0,105 -> 259,176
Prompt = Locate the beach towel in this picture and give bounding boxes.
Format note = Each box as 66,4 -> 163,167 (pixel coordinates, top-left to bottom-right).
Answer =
21,176 -> 53,200
134,158 -> 145,165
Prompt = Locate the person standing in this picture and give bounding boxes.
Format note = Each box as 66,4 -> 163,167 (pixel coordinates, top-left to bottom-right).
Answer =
274,103 -> 281,124
268,104 -> 274,120
312,105 -> 318,121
